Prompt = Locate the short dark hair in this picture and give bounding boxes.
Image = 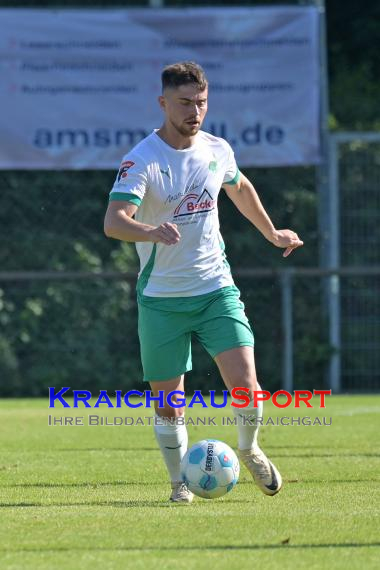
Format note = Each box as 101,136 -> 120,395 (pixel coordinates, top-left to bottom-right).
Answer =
161,61 -> 208,92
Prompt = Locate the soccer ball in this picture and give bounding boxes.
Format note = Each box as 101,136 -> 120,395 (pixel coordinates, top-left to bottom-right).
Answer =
181,439 -> 240,499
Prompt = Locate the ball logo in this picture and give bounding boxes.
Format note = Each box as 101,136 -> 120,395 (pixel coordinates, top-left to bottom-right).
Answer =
173,189 -> 215,219
205,442 -> 215,472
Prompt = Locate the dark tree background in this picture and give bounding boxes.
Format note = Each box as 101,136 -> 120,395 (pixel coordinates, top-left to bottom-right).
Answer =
0,1 -> 378,395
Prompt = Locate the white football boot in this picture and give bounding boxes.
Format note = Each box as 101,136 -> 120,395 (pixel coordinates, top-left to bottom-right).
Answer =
239,447 -> 282,496
169,482 -> 194,504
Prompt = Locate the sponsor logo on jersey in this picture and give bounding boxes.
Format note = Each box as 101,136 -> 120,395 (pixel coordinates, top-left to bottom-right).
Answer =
159,166 -> 172,180
117,160 -> 135,182
173,189 -> 215,218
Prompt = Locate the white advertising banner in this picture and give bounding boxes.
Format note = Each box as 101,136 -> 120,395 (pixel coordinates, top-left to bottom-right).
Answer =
0,7 -> 320,169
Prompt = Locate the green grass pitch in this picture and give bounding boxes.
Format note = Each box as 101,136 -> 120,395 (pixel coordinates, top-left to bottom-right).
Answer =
0,396 -> 379,569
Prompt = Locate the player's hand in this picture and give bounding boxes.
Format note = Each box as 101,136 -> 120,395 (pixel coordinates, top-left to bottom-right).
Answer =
271,229 -> 303,257
149,222 -> 181,245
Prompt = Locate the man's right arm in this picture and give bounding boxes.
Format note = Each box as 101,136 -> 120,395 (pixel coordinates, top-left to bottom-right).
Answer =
104,201 -> 181,245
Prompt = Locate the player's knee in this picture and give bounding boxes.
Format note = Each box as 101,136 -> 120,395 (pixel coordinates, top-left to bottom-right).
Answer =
230,364 -> 258,391
155,404 -> 185,419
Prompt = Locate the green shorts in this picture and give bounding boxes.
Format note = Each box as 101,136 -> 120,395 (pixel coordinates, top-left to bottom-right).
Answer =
137,285 -> 254,382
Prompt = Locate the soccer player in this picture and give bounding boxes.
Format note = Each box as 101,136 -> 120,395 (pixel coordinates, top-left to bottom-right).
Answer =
104,62 -> 303,503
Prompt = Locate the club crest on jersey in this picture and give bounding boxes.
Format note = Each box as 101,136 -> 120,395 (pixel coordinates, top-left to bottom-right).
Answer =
173,189 -> 215,218
208,160 -> 218,172
117,160 -> 135,182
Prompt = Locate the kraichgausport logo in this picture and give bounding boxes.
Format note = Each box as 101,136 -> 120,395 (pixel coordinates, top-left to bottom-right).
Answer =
48,387 -> 331,409
173,189 -> 215,218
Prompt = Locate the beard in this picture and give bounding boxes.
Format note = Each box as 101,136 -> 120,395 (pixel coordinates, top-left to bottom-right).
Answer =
170,118 -> 201,137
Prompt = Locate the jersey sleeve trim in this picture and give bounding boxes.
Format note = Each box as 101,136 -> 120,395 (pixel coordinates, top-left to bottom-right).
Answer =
224,169 -> 241,186
109,193 -> 142,206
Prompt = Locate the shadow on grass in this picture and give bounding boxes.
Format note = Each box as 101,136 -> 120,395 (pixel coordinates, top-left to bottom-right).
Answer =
0,543 -> 379,552
9,448 -> 380,458
238,479 -> 380,484
270,453 -> 380,458
1,477 -> 378,490
0,481 -> 162,488
54,448 -> 158,452
0,500 -> 168,508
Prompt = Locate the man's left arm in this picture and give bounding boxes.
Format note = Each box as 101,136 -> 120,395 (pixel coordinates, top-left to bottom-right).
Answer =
222,171 -> 303,258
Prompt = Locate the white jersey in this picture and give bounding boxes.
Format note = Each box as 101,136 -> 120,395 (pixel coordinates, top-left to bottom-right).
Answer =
109,130 -> 240,297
